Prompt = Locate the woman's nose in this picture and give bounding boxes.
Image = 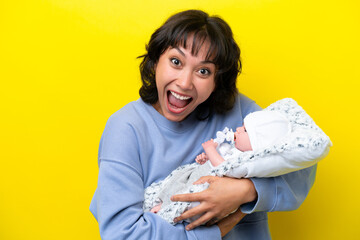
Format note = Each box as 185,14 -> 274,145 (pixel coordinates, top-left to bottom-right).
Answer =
177,70 -> 193,90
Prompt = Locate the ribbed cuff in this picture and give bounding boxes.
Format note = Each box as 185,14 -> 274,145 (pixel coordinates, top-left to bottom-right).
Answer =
240,177 -> 277,214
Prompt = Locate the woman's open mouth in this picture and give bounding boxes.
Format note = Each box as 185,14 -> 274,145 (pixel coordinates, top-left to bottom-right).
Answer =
167,90 -> 193,114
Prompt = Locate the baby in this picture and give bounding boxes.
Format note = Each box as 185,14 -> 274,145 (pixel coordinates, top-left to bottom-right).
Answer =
150,110 -> 291,214
143,98 -> 331,224
196,110 -> 290,167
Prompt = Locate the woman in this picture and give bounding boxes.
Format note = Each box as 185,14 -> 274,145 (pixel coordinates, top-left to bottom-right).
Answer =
90,10 -> 317,239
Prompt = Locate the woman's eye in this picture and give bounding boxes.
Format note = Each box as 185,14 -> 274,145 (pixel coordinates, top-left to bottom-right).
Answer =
199,68 -> 210,75
171,58 -> 181,66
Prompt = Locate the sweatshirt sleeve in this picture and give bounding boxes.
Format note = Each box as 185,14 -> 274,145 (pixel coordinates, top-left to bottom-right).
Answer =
90,114 -> 221,240
238,95 -> 318,213
93,160 -> 220,240
240,165 -> 317,213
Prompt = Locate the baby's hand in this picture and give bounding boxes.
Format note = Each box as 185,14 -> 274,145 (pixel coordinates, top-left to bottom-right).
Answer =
150,203 -> 162,214
202,139 -> 218,150
196,152 -> 208,165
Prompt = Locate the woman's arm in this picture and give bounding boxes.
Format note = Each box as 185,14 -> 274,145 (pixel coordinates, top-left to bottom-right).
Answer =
91,160 -> 221,240
171,165 -> 316,230
241,165 -> 317,213
237,96 -> 319,212
216,208 -> 247,237
172,176 -> 257,231
90,114 -> 221,240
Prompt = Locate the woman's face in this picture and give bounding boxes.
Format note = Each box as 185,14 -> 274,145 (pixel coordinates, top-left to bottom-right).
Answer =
153,39 -> 216,122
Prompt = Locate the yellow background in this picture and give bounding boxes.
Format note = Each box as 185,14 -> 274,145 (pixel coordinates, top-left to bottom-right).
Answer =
1,0 -> 359,239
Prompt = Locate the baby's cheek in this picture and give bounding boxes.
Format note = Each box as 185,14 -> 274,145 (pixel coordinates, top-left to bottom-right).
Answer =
236,133 -> 253,152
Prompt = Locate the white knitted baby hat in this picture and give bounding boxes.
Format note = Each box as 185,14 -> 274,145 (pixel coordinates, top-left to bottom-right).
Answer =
244,111 -> 291,151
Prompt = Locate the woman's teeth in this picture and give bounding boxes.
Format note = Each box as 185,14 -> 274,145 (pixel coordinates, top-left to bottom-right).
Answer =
170,91 -> 191,100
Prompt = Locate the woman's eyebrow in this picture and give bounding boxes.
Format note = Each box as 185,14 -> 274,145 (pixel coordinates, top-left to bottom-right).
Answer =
174,47 -> 185,56
201,60 -> 215,65
173,47 -> 215,65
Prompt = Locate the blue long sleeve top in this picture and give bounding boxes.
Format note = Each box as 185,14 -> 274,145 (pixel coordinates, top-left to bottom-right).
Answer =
90,93 -> 317,240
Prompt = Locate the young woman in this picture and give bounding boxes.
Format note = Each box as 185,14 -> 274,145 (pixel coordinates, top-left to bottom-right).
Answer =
90,10 -> 317,239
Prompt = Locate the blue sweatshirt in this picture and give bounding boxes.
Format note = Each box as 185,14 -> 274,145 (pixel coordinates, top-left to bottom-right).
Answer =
90,94 -> 317,240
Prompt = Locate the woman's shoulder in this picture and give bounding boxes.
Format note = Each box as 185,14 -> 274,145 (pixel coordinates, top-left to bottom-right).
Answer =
98,100 -> 147,169
101,99 -> 149,139
106,99 -> 147,126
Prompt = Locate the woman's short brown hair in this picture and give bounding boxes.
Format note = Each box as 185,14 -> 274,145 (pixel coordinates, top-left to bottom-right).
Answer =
138,10 -> 241,119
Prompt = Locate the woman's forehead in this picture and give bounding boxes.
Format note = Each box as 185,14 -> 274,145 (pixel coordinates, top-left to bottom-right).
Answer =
171,43 -> 213,60
171,36 -> 216,61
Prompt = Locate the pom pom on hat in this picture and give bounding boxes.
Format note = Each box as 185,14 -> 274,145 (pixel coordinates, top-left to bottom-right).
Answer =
244,111 -> 291,151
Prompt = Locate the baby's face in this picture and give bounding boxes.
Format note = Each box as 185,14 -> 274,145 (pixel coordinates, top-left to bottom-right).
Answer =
234,126 -> 252,152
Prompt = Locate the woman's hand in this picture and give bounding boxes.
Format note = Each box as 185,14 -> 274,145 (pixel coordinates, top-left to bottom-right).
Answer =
171,176 -> 257,231
216,208 -> 247,237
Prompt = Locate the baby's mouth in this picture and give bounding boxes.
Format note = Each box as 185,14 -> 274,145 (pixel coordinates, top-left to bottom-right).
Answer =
167,91 -> 192,109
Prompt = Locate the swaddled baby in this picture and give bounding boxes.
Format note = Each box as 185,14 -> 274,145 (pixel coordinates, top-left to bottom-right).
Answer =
150,111 -> 290,215
143,98 -> 331,224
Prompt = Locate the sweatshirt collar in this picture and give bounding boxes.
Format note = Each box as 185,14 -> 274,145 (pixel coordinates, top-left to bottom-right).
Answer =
139,98 -> 206,133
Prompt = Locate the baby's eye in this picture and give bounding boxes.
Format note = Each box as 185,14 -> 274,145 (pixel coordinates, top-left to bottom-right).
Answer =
171,58 -> 181,66
198,68 -> 211,75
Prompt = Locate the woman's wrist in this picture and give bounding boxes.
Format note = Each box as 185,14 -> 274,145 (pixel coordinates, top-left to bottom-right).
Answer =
238,178 -> 258,204
217,208 -> 247,237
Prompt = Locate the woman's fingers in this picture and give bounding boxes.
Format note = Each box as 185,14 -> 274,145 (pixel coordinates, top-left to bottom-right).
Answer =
174,203 -> 210,223
172,176 -> 256,231
184,212 -> 214,231
192,175 -> 216,185
171,191 -> 205,202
